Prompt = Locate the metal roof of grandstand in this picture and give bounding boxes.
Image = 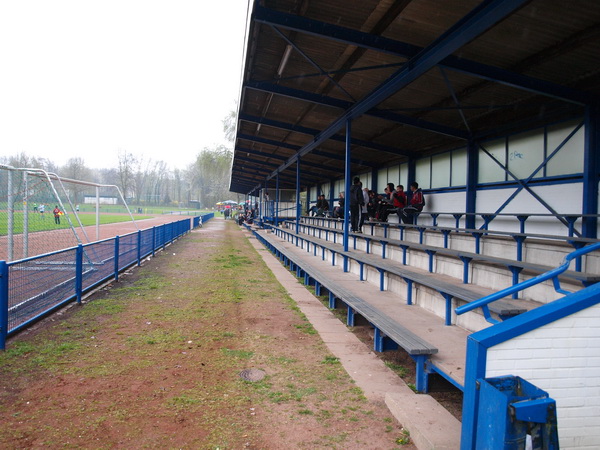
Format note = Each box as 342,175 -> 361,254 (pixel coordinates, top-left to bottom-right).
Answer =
230,0 -> 600,194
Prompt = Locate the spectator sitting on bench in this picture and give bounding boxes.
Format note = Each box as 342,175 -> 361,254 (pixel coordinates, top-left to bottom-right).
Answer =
401,182 -> 425,224
366,190 -> 377,220
376,183 -> 396,222
332,192 -> 344,218
309,194 -> 330,217
392,184 -> 407,221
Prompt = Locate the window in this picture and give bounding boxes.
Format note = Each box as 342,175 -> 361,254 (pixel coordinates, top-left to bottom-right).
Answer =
451,148 -> 467,186
431,153 -> 450,188
416,157 -> 431,188
546,120 -> 584,176
508,129 -> 544,179
479,139 -> 506,183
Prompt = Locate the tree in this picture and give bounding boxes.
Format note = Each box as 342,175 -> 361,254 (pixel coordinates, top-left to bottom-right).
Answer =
61,157 -> 91,204
117,151 -> 137,200
188,145 -> 232,208
222,107 -> 237,143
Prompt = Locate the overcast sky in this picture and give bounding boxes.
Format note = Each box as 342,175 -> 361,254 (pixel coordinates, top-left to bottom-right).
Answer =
0,0 -> 249,170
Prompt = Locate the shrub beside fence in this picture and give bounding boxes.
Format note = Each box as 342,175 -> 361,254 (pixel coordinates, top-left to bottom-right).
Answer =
0,213 -> 214,349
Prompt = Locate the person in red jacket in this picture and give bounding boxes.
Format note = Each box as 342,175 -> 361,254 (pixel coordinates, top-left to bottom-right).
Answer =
401,182 -> 425,224
53,205 -> 62,225
392,184 -> 407,221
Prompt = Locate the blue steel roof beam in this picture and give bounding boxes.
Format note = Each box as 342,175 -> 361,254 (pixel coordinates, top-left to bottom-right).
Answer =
244,80 -> 468,140
237,132 -> 377,169
235,146 -> 288,161
238,112 -> 416,158
238,112 -> 317,137
233,166 -> 320,184
235,148 -> 343,176
235,155 -> 281,169
267,0 -> 533,179
231,171 -> 294,186
252,4 -> 593,106
237,133 -> 301,152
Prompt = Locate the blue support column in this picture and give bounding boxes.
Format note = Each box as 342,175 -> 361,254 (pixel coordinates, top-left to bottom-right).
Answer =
466,140 -> 478,230
152,226 -> 156,256
75,244 -> 83,304
296,158 -> 301,235
137,230 -> 142,266
343,119 -> 351,252
347,306 -> 355,327
114,236 -> 120,282
412,355 -> 429,393
328,292 -> 336,309
583,104 -> 599,238
275,171 -> 280,227
0,261 -> 9,350
378,269 -> 385,291
441,293 -> 453,326
405,278 -> 413,305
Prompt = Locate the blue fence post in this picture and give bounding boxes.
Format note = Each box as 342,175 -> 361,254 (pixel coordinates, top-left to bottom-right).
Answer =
114,236 -> 120,282
152,226 -> 156,256
75,245 -> 83,304
0,261 -> 8,350
137,230 -> 142,267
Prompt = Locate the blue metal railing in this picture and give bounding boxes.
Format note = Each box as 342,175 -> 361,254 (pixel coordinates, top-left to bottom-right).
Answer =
455,242 -> 600,324
0,214 -> 214,349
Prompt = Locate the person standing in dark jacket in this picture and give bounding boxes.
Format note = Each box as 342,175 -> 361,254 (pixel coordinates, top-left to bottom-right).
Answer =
349,177 -> 364,232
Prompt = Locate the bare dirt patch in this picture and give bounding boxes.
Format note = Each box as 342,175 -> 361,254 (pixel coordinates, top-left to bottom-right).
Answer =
0,219 -> 415,449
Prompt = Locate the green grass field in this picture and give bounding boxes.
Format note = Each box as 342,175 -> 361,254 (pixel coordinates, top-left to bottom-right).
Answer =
0,212 -> 153,236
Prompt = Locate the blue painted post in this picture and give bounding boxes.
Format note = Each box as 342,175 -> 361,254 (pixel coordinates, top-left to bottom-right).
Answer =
414,355 -> 428,393
442,229 -> 451,248
0,261 -> 9,350
582,104 -> 599,238
381,241 -> 387,259
275,171 -> 280,227
401,245 -> 408,265
328,292 -> 336,309
114,236 -> 120,282
347,306 -> 355,327
137,230 -> 142,266
343,119 -> 351,252
296,159 -> 301,235
443,293 -> 453,326
75,245 -> 83,304
466,140 -> 478,230
426,250 -> 435,272
152,226 -> 156,256
460,256 -> 472,283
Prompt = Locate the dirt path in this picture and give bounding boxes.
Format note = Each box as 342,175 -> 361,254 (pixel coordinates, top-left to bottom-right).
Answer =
0,218 -> 414,449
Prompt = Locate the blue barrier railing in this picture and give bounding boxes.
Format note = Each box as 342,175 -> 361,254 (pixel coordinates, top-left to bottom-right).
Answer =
455,241 -> 600,324
0,213 -> 214,349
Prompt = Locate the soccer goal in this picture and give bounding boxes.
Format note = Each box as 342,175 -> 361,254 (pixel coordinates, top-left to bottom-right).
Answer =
0,164 -> 136,262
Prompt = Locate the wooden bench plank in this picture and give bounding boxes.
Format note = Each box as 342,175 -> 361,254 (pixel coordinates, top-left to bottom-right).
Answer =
258,230 -> 438,356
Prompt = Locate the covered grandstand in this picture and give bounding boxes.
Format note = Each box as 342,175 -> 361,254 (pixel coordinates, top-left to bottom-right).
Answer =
230,1 -> 600,448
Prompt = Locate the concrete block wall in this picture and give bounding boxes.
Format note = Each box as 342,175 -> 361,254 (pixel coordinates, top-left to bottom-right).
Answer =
485,303 -> 600,449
